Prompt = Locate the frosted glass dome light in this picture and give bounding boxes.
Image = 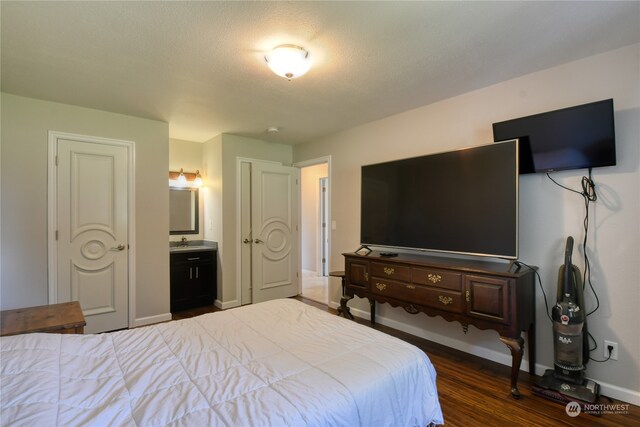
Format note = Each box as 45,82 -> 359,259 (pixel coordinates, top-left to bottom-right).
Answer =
264,45 -> 311,80
177,168 -> 188,187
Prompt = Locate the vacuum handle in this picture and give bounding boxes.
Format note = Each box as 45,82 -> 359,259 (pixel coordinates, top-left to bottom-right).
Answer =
563,236 -> 574,295
564,236 -> 574,263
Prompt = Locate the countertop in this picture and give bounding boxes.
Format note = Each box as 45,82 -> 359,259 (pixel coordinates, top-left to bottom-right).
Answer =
169,240 -> 217,254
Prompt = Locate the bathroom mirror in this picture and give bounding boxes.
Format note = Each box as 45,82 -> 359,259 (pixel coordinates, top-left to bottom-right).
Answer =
170,187 -> 199,234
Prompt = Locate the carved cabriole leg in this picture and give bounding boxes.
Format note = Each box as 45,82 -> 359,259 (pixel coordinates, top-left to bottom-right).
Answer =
369,299 -> 376,325
528,323 -> 536,375
339,295 -> 354,320
499,335 -> 525,399
334,273 -> 354,320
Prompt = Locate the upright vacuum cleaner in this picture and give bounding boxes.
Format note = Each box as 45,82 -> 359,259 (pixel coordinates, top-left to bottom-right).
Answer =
533,236 -> 600,404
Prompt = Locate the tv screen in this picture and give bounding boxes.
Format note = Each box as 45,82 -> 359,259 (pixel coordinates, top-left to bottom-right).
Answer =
360,140 -> 518,259
492,99 -> 616,174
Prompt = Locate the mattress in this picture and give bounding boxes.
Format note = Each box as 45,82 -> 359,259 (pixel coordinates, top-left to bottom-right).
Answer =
1,298 -> 443,426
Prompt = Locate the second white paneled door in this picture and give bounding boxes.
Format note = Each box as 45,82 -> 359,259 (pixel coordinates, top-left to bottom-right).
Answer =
240,160 -> 299,305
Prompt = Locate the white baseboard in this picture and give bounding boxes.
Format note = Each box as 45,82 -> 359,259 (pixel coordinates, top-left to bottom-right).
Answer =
599,383 -> 640,406
331,300 -> 640,405
216,299 -> 240,310
132,312 -> 172,328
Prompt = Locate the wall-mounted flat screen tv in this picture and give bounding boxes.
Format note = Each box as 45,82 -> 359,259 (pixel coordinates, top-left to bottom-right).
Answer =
492,99 -> 616,174
360,140 -> 518,259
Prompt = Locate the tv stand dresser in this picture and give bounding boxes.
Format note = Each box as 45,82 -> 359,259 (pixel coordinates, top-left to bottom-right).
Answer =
341,251 -> 536,398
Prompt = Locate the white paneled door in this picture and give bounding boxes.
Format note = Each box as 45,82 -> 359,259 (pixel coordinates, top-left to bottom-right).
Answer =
55,137 -> 130,333
251,162 -> 299,304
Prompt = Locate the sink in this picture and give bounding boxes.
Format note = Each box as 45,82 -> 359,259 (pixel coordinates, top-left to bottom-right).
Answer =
169,241 -> 217,253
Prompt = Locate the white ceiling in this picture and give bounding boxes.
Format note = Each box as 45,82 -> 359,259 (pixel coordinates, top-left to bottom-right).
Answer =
2,1 -> 639,145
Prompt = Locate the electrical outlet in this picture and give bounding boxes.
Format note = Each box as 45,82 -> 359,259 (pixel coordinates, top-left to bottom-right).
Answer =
604,340 -> 618,361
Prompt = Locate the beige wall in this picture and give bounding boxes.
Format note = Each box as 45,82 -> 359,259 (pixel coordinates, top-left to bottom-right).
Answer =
301,163 -> 328,272
169,138 -> 203,173
169,138 -> 204,241
0,93 -> 170,324
293,44 -> 640,403
203,133 -> 293,306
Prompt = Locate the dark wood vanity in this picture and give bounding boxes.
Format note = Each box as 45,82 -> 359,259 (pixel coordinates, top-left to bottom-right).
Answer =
170,246 -> 217,312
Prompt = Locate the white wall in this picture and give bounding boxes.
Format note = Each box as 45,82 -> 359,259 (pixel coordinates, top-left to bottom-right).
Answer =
301,163 -> 328,272
169,138 -> 204,241
293,44 -> 640,403
0,93 -> 171,323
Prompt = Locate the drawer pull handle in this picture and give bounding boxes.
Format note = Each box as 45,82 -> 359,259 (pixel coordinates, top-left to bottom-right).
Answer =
465,290 -> 471,302
383,267 -> 395,276
375,283 -> 387,291
406,284 -> 416,290
438,296 -> 453,305
187,257 -> 201,261
428,274 -> 442,284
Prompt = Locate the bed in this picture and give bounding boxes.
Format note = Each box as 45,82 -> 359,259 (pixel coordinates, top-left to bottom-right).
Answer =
1,298 -> 443,426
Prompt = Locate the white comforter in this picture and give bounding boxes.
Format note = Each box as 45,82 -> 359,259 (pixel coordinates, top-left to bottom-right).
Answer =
1,299 -> 443,426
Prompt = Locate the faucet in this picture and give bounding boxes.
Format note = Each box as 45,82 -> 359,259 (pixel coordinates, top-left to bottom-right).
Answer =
179,236 -> 188,247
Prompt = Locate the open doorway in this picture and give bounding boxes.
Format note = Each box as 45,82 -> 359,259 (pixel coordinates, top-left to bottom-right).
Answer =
299,160 -> 329,304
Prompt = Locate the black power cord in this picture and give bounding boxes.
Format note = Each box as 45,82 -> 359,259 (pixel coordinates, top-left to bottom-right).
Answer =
546,169 -> 606,362
514,260 -> 552,323
590,344 -> 614,363
546,170 -> 599,315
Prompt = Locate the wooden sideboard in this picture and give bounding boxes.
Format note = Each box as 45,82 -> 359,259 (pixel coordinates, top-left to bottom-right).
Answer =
0,301 -> 86,336
342,251 -> 536,398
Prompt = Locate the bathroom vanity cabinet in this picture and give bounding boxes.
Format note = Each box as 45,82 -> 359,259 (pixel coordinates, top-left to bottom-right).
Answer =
170,248 -> 217,312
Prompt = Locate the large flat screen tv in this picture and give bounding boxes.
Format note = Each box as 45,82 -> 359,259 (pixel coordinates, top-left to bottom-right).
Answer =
360,140 -> 518,259
492,99 -> 616,174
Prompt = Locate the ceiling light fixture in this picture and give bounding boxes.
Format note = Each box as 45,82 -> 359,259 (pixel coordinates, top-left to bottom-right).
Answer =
264,44 -> 311,80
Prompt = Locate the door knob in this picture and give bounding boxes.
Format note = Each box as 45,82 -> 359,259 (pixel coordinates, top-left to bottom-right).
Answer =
111,244 -> 126,251
254,238 -> 264,244
243,238 -> 252,244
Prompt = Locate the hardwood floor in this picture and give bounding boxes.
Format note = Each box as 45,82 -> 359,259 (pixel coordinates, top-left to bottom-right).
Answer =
172,297 -> 640,426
